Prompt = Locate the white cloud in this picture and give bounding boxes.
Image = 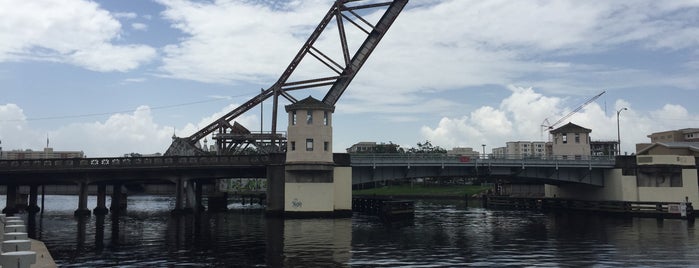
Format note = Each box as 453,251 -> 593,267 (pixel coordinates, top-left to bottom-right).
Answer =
157,0 -> 329,84
0,0 -> 156,71
131,22 -> 148,31
0,104 -> 41,151
420,86 -> 699,154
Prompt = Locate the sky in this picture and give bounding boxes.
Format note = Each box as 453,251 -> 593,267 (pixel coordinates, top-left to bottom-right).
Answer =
1,0 -> 699,157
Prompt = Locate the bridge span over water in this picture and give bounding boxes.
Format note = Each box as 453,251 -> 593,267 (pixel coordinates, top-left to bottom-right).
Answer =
0,153 -> 616,186
350,154 -> 617,187
0,153 -> 619,215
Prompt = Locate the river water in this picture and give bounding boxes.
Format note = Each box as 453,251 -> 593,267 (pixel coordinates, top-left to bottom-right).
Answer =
6,195 -> 699,267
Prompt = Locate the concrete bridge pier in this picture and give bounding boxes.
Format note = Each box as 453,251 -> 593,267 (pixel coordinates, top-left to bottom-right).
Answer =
110,183 -> 126,215
172,177 -> 193,214
26,184 -> 40,213
74,181 -> 91,216
185,180 -> 197,213
194,180 -> 205,212
93,184 -> 109,215
2,184 -> 19,215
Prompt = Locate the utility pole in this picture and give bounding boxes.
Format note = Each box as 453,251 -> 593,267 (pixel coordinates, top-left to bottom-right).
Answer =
616,107 -> 627,156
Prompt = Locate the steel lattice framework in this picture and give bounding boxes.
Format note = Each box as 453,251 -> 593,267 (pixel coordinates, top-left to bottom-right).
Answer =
166,0 -> 408,156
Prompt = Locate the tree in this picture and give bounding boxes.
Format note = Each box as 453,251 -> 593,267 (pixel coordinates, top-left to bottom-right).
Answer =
408,140 -> 447,154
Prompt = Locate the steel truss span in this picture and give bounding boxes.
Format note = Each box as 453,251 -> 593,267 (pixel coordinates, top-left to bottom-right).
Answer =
166,0 -> 409,156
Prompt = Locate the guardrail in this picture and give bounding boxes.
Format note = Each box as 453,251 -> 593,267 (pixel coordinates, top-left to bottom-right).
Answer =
350,153 -> 617,168
0,155 -> 277,171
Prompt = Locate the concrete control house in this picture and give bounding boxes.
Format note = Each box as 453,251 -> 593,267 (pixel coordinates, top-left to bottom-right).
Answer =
281,96 -> 351,216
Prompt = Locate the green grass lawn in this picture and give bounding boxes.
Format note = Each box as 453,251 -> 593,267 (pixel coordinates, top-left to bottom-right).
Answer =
353,184 -> 492,197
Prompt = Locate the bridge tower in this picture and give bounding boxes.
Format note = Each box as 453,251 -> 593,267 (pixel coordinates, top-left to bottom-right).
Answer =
281,96 -> 351,216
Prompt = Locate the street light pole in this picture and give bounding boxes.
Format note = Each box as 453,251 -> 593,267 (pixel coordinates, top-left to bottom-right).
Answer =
616,107 -> 628,156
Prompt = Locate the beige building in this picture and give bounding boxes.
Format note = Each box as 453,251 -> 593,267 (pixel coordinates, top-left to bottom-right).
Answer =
283,96 -> 351,215
638,128 -> 699,153
346,142 -> 377,153
505,141 -> 547,159
550,122 -> 591,159
447,147 -> 478,157
647,128 -> 699,143
1,147 -> 84,160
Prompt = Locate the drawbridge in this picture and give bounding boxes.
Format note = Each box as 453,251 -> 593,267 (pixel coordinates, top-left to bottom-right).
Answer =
165,0 -> 409,156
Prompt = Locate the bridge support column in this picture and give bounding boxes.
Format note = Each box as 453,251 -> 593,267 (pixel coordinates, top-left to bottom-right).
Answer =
172,178 -> 192,214
2,184 -> 19,215
111,183 -> 125,215
185,180 -> 196,213
26,184 -> 40,213
265,160 -> 286,216
74,181 -> 91,216
94,184 -> 109,215
194,181 -> 205,212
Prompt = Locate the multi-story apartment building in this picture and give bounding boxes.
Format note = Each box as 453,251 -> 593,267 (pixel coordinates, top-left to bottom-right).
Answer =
647,128 -> 699,143
505,141 -> 547,159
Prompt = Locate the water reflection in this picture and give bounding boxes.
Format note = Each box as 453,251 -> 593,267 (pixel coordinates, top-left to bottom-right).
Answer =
3,196 -> 699,266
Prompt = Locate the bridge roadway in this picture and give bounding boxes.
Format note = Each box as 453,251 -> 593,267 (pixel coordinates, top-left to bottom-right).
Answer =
0,154 -> 616,186
0,153 -> 616,214
350,154 -> 617,187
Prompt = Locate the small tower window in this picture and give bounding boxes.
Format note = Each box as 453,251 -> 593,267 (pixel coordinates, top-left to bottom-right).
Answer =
292,111 -> 297,125
575,133 -> 580,143
306,110 -> 313,124
323,111 -> 328,126
324,141 -> 329,151
306,139 -> 314,151
290,141 -> 296,151
562,134 -> 568,144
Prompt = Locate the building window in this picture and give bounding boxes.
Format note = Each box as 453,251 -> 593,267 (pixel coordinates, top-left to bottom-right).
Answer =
306,110 -> 313,124
562,134 -> 568,144
575,133 -> 580,143
324,141 -> 329,151
306,139 -> 313,151
323,111 -> 328,126
292,111 -> 297,125
290,141 -> 296,151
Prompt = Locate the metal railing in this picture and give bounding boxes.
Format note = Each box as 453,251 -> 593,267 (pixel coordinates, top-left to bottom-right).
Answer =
349,153 -> 617,168
0,155 -> 276,171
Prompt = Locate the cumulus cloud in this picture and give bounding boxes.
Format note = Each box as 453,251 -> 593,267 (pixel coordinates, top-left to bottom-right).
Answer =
0,104 -> 42,150
420,86 -> 699,154
131,23 -> 148,31
0,0 -> 155,71
157,0 -> 330,84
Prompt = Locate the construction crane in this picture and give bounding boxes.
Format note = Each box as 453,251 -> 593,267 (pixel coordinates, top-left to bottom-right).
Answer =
165,0 -> 409,156
540,90 -> 606,139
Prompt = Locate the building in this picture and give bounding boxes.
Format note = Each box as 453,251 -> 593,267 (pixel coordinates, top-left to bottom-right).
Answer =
637,128 -> 699,153
636,142 -> 699,157
647,128 -> 699,143
346,142 -> 377,153
505,141 -> 547,159
550,122 -> 591,159
590,140 -> 618,157
447,147 -> 478,157
492,147 -> 506,158
281,96 -> 351,216
1,147 -> 84,160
